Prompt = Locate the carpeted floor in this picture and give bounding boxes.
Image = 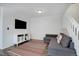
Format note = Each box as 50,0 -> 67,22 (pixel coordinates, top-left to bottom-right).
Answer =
7,39 -> 48,56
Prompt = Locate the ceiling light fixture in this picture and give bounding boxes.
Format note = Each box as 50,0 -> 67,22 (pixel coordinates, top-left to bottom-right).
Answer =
37,10 -> 42,14
35,9 -> 44,14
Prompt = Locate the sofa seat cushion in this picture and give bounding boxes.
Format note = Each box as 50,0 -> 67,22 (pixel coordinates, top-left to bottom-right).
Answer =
48,38 -> 62,48
48,48 -> 76,56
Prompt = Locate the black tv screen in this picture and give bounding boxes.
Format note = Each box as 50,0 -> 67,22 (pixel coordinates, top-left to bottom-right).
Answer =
15,19 -> 27,29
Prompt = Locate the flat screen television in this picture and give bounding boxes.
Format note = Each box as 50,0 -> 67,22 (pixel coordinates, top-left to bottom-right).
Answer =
15,19 -> 27,29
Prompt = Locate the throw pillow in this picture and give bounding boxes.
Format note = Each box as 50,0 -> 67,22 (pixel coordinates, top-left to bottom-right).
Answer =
56,34 -> 62,44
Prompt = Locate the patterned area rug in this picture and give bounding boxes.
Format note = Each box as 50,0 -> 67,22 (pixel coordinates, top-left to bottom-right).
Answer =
7,39 -> 47,56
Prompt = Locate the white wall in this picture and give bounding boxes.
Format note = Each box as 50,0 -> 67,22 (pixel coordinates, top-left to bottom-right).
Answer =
0,7 -> 3,49
30,16 -> 63,40
63,4 -> 79,56
2,7 -> 30,49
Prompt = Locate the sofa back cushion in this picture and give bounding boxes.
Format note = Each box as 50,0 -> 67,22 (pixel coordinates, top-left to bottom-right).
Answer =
46,34 -> 57,37
69,41 -> 75,50
60,33 -> 71,48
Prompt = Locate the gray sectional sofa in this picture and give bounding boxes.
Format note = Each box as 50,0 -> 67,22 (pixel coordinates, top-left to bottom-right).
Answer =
44,33 -> 76,56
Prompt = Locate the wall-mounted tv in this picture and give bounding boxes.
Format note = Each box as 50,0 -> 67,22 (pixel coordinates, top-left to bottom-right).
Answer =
15,19 -> 27,29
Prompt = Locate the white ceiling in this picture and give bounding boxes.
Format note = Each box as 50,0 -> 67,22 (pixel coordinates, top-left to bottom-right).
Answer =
0,3 -> 71,18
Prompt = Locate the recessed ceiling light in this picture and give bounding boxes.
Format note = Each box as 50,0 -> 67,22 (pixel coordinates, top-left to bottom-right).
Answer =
37,10 -> 42,14
35,9 -> 44,14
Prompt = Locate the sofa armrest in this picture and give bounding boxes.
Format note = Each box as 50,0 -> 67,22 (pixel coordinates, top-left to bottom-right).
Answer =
44,37 -> 51,44
44,34 -> 57,44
